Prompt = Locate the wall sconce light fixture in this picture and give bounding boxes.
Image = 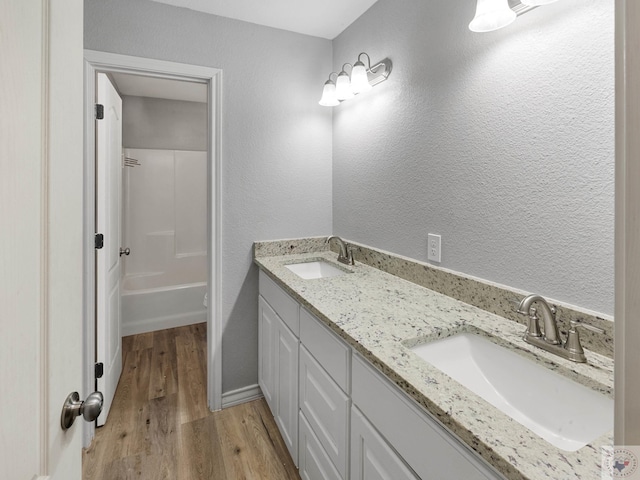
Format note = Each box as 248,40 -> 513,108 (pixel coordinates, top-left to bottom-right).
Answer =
319,52 -> 392,107
469,0 -> 560,33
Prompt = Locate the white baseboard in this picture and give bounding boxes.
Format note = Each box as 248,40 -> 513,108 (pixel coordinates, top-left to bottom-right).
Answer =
222,384 -> 263,409
121,310 -> 206,337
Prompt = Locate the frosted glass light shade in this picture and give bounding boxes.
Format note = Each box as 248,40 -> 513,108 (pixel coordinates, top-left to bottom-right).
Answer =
350,62 -> 372,94
469,0 -> 516,32
319,81 -> 339,106
521,0 -> 559,5
335,72 -> 354,100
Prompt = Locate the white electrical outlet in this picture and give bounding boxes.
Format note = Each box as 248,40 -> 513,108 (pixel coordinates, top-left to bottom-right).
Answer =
428,234 -> 441,263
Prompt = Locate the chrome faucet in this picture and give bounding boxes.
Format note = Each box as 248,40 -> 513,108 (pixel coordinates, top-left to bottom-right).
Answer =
326,235 -> 355,266
517,294 -> 561,345
516,294 -> 604,363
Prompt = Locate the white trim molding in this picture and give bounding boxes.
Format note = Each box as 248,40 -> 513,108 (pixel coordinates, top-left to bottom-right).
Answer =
222,384 -> 264,409
615,0 -> 640,445
82,50 -> 223,446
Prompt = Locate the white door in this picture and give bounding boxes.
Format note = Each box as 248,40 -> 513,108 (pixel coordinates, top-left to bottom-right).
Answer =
96,73 -> 124,426
0,1 -> 84,478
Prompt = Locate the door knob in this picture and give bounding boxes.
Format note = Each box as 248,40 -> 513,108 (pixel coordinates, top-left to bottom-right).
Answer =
119,247 -> 130,256
61,391 -> 103,430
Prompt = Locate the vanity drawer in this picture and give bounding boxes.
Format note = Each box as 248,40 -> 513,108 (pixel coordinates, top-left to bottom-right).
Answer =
298,411 -> 343,480
300,307 -> 350,392
259,270 -> 299,335
299,345 -> 349,478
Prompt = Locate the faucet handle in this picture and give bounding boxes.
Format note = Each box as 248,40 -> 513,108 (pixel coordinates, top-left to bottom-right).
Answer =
525,307 -> 542,338
346,247 -> 355,266
564,319 -> 605,363
569,319 -> 605,335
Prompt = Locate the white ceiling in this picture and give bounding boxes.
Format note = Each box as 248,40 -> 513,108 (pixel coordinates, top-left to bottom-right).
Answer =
110,72 -> 208,103
148,0 -> 380,39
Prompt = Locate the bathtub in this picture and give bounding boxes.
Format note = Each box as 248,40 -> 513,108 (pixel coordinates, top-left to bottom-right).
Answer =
121,273 -> 207,336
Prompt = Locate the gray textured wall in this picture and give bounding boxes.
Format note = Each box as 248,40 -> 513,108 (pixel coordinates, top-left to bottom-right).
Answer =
85,0 -> 333,393
122,96 -> 207,151
333,0 -> 614,315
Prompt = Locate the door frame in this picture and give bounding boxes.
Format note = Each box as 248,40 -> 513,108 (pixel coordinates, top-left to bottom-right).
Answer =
615,0 -> 640,445
82,50 -> 223,446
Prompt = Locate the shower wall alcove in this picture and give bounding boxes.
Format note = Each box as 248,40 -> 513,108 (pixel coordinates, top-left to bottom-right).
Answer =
120,94 -> 208,336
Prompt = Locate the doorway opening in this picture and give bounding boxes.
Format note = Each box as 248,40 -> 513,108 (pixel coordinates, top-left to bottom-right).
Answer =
83,51 -> 222,447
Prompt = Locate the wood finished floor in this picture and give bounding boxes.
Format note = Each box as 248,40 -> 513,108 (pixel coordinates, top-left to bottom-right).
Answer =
83,324 -> 300,480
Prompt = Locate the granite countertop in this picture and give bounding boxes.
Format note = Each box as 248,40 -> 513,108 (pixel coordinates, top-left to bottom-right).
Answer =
254,250 -> 614,480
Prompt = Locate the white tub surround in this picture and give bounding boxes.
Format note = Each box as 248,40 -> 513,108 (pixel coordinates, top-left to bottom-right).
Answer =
122,148 -> 207,279
121,281 -> 207,336
120,148 -> 208,335
254,242 -> 613,480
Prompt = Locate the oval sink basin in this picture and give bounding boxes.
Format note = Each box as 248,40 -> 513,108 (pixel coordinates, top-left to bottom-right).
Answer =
410,332 -> 612,451
285,260 -> 348,280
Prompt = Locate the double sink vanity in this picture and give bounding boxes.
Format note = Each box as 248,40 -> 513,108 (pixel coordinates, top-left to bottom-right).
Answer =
254,237 -> 614,480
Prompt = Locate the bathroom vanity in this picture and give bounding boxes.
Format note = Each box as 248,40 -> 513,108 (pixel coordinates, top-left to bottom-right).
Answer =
254,239 -> 614,480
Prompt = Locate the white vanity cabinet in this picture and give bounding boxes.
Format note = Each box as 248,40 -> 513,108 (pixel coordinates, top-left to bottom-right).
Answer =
258,271 -> 300,464
258,269 -> 505,480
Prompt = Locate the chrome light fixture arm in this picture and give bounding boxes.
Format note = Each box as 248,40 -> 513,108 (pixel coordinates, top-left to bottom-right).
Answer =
355,52 -> 393,86
326,72 -> 338,82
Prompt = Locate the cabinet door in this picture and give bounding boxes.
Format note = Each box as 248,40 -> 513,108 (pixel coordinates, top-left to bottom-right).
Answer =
275,318 -> 299,465
258,296 -> 277,411
351,406 -> 418,480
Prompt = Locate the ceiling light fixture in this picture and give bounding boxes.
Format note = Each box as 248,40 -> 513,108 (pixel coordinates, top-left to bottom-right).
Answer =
469,0 -> 560,33
318,52 -> 392,107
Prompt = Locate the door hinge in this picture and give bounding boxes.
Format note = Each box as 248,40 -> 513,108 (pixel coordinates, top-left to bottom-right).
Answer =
95,362 -> 104,379
95,233 -> 104,249
95,104 -> 104,120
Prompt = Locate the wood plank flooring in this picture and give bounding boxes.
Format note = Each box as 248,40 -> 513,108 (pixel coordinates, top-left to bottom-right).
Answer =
83,324 -> 300,480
